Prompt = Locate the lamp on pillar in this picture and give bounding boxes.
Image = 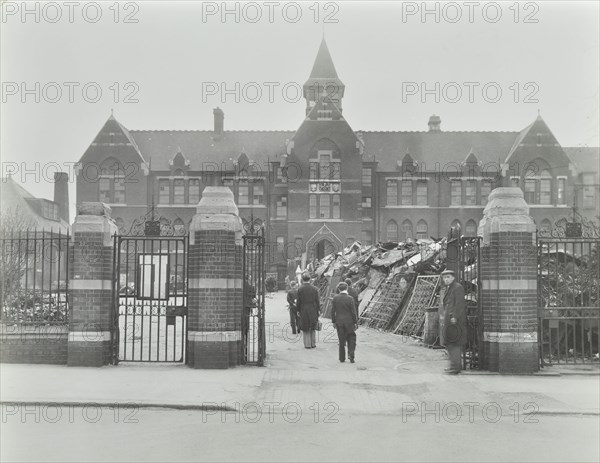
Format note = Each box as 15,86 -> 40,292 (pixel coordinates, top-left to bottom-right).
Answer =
144,199 -> 161,236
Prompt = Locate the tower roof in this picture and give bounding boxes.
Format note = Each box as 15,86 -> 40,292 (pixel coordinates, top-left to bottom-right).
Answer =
309,38 -> 339,79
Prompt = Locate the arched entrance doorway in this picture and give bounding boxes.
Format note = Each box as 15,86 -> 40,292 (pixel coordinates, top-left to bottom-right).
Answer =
315,238 -> 336,260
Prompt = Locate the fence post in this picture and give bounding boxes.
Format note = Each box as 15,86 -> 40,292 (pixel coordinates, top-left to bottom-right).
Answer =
478,187 -> 539,374
67,202 -> 118,367
187,187 -> 244,368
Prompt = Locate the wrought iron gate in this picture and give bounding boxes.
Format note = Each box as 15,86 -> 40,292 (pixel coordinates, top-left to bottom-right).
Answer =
458,236 -> 482,370
242,220 -> 266,366
537,219 -> 599,366
112,235 -> 188,363
447,225 -> 482,370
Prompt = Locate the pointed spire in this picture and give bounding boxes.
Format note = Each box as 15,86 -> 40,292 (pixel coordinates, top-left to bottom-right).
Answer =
536,109 -> 544,121
309,37 -> 339,79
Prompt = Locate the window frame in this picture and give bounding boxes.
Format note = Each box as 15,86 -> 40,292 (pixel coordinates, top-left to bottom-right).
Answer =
416,220 -> 428,240
173,178 -> 185,205
189,179 -> 201,204
480,180 -> 492,205
401,179 -> 413,206
450,179 -> 462,206
386,220 -> 398,242
362,167 -> 372,186
416,180 -> 428,206
238,180 -> 249,205
465,180 -> 477,206
309,195 -> 317,219
387,180 -> 398,206
276,196 -> 287,218
158,179 -> 170,205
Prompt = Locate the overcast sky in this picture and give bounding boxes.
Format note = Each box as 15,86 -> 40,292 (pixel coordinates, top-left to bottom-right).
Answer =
1,0 -> 599,214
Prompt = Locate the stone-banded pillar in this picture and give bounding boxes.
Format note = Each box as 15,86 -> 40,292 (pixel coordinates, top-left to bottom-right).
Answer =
187,187 -> 244,369
478,188 -> 539,374
68,203 -> 118,367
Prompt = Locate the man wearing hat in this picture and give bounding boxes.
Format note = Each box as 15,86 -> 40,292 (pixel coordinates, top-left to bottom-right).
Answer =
345,278 -> 360,318
331,282 -> 358,363
441,269 -> 467,374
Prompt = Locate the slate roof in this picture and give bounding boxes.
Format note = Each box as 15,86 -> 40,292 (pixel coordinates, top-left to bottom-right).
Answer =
309,38 -> 339,79
129,130 -> 294,171
563,147 -> 600,174
0,177 -> 70,233
120,123 -> 598,175
358,130 -> 519,171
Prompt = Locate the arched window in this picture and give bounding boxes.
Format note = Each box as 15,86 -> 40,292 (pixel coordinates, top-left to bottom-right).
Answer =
173,218 -> 185,235
99,158 -> 125,204
465,219 -> 477,237
416,220 -> 428,240
100,157 -> 123,176
401,219 -> 413,241
386,220 -> 398,242
450,220 -> 462,236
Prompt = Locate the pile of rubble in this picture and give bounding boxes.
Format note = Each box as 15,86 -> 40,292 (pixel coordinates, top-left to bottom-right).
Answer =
310,238 -> 449,339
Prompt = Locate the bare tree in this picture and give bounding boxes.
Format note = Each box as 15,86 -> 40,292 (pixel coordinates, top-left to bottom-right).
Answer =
0,208 -> 36,314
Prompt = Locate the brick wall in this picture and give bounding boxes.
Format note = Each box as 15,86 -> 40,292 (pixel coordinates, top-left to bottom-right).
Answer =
187,187 -> 244,369
0,325 -> 68,364
479,188 -> 539,374
68,207 -> 117,367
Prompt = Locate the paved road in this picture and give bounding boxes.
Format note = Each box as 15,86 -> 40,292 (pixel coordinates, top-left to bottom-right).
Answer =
2,406 -> 598,462
1,291 -> 599,462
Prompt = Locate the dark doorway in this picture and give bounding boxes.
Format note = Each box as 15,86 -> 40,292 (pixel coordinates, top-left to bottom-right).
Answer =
315,239 -> 335,260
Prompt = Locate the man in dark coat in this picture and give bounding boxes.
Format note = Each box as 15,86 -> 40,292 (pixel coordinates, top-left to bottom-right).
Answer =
345,278 -> 360,319
331,282 -> 358,363
296,273 -> 320,348
441,270 -> 467,374
287,281 -> 300,335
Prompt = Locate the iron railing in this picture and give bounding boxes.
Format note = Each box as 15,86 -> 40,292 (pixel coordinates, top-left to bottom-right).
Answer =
537,234 -> 599,366
459,236 -> 482,370
242,223 -> 266,366
0,230 -> 70,325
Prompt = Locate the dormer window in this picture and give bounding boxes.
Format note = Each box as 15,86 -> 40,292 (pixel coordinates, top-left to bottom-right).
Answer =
41,200 -> 59,221
170,152 -> 190,169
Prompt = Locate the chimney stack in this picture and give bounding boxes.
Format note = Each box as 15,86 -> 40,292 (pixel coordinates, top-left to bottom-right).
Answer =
213,107 -> 224,136
428,114 -> 441,132
53,172 -> 69,223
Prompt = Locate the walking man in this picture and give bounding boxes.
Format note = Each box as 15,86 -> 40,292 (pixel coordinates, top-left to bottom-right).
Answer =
345,278 -> 360,319
441,269 -> 467,374
296,273 -> 320,349
331,282 -> 358,363
287,281 -> 300,335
